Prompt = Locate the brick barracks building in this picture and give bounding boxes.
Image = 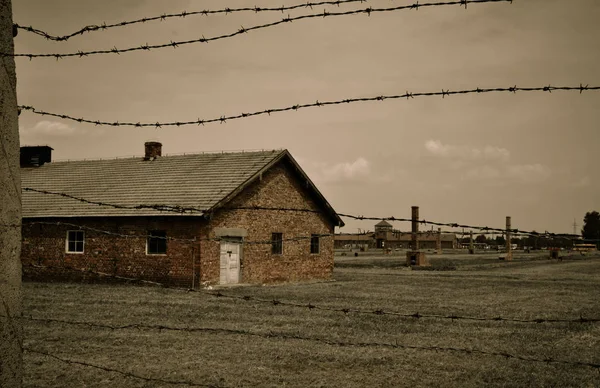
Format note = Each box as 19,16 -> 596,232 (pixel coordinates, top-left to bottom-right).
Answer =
20,143 -> 343,288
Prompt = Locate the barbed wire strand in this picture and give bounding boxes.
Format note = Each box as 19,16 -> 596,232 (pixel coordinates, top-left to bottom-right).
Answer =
1,219 -> 580,242
18,187 -> 582,239
7,0 -> 512,59
21,325 -> 600,370
14,0 -> 370,42
17,84 -> 599,128
24,348 -> 226,388
12,223 -> 333,246
21,263 -> 600,325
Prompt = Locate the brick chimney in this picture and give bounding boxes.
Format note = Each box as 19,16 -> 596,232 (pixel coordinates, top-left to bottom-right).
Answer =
20,145 -> 53,167
144,142 -> 162,160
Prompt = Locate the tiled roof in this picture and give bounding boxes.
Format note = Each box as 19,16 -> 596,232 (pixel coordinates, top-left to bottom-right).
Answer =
21,150 -> 302,218
375,220 -> 392,227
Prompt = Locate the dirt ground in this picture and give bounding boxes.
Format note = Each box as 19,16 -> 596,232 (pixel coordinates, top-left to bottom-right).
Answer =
21,252 -> 600,387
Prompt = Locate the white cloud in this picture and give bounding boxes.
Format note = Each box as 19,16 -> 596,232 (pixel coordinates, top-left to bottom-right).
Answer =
299,157 -> 381,184
507,164 -> 551,182
19,121 -> 105,145
461,163 -> 552,185
424,140 -> 510,162
22,121 -> 78,136
465,165 -> 502,180
321,157 -> 370,181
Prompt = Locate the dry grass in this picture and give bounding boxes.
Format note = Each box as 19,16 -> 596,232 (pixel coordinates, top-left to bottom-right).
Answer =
22,252 -> 600,387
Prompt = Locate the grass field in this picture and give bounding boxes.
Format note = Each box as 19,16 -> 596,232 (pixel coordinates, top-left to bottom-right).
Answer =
22,252 -> 600,387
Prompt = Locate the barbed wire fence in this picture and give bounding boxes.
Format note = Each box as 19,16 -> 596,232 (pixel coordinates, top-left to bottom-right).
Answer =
20,325 -> 600,372
25,348 -> 226,388
9,0 -> 600,385
14,0 -> 369,41
16,84 -> 599,127
13,187 -> 583,239
8,0 -> 512,59
12,260 -> 600,325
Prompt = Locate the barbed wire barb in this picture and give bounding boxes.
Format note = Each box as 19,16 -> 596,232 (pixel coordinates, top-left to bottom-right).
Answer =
17,84 -> 600,129
18,319 -> 600,370
14,0 -> 372,42
7,0 -> 513,59
24,348 -> 226,387
16,186 -> 585,238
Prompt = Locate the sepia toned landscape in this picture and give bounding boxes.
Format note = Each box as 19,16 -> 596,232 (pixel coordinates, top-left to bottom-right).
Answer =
22,251 -> 600,387
2,0 -> 600,386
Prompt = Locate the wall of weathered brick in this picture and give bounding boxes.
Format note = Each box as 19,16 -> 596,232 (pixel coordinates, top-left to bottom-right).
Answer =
200,160 -> 335,285
21,159 -> 336,287
21,217 -> 202,287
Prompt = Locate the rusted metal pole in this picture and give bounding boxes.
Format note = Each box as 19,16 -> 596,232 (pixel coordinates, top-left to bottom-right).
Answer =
0,1 -> 23,385
411,206 -> 419,251
506,216 -> 512,261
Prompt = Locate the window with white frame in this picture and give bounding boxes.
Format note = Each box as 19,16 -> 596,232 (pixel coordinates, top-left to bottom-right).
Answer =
310,234 -> 320,254
147,230 -> 167,255
66,230 -> 84,253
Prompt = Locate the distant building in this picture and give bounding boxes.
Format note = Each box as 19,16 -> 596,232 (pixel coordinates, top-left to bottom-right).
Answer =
374,220 -> 393,233
335,222 -> 457,250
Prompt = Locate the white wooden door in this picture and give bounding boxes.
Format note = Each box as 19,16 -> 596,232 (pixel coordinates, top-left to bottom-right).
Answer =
219,241 -> 240,284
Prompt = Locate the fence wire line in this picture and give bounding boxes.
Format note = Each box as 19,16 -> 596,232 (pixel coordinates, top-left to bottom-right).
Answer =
0,219 -> 578,241
20,264 -> 600,325
24,348 -> 225,388
17,84 -> 599,128
17,187 -> 582,239
6,0 -> 512,59
5,219 -> 553,240
21,324 -> 600,371
12,220 -> 334,245
15,0 -> 370,42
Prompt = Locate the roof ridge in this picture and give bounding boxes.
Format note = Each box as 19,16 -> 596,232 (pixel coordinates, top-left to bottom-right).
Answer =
50,148 -> 285,163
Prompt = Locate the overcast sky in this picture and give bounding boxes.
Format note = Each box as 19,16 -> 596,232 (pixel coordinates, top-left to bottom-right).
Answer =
12,0 -> 600,235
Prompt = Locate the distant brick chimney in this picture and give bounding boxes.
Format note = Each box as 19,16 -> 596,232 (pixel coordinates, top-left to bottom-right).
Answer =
144,142 -> 162,160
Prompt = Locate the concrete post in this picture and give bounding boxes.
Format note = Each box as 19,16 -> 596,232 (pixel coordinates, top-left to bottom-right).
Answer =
436,227 -> 442,254
469,231 -> 474,254
411,206 -> 419,251
406,206 -> 428,266
506,216 -> 512,261
0,0 -> 23,386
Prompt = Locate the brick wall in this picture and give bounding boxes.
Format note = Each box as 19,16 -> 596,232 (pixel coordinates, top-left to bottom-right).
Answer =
201,160 -> 335,285
21,160 -> 336,287
21,217 -> 202,287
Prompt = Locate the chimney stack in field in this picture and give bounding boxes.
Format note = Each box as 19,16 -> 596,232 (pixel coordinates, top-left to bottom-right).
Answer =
144,141 -> 162,160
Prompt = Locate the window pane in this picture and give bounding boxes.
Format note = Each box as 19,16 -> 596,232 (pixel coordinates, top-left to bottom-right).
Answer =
311,235 -> 319,254
271,233 -> 283,255
67,231 -> 84,252
148,230 -> 167,254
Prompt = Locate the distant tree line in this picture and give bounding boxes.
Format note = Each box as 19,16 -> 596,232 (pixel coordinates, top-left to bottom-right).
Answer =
456,211 -> 600,250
